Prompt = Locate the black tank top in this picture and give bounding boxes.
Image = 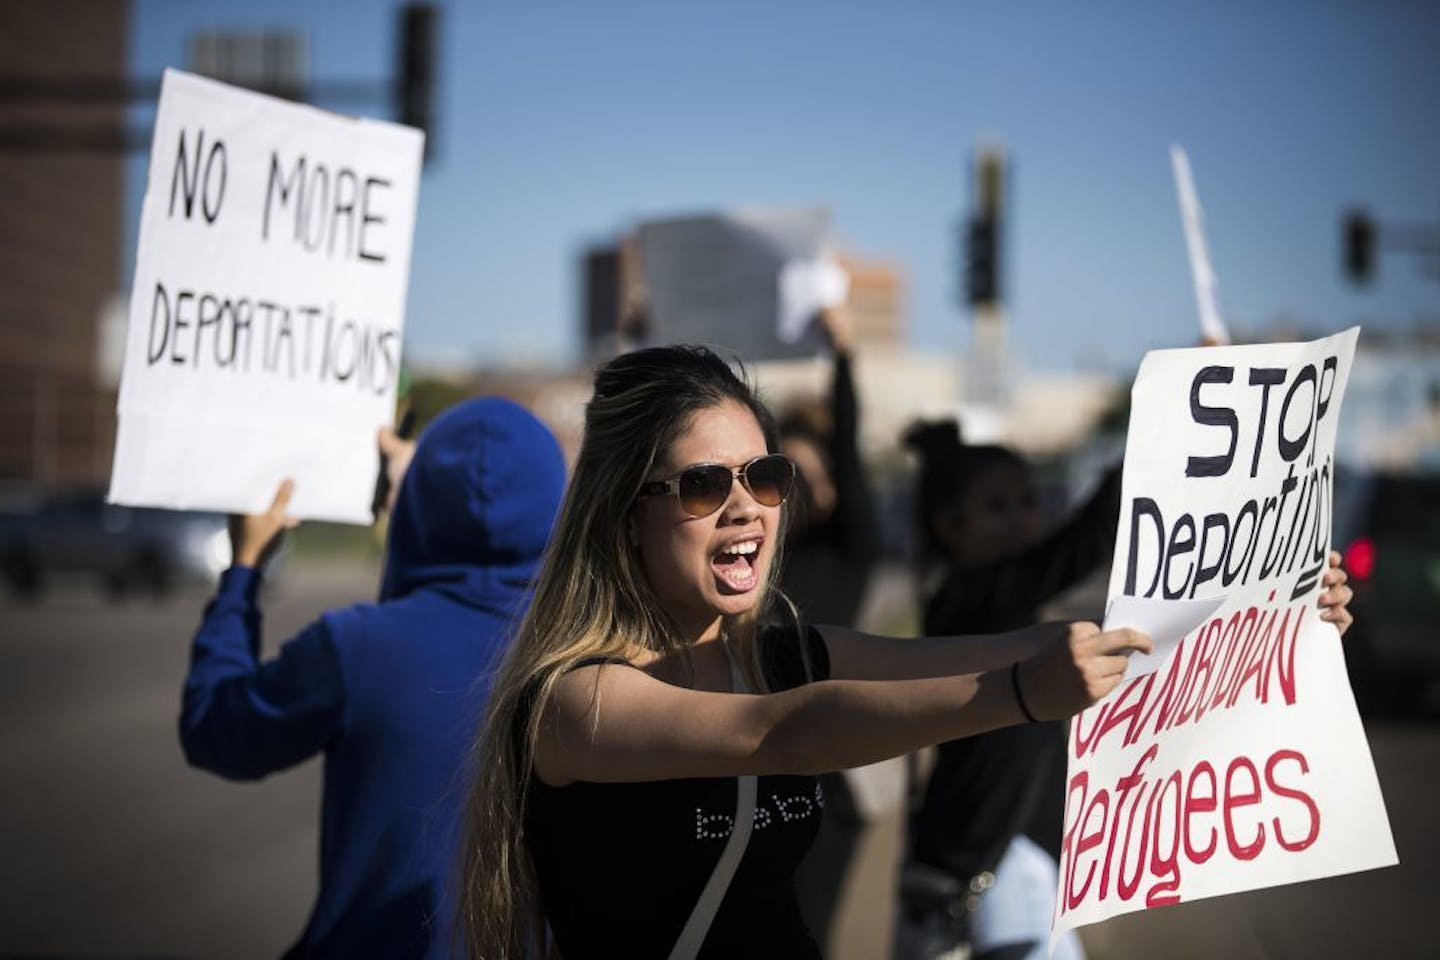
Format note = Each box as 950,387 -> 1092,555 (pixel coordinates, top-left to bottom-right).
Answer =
524,625 -> 829,959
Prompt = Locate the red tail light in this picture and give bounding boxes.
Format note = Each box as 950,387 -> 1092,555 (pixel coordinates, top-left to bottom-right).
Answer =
1343,537 -> 1375,581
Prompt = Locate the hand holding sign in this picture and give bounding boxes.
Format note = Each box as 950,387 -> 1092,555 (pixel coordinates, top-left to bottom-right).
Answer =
1102,593 -> 1227,681
1317,550 -> 1354,634
229,478 -> 300,570
1016,623 -> 1153,721
814,304 -> 854,354
376,423 -> 418,516
778,256 -> 850,345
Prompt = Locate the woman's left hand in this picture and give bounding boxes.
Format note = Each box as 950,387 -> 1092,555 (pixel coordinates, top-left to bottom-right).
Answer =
1318,549 -> 1354,636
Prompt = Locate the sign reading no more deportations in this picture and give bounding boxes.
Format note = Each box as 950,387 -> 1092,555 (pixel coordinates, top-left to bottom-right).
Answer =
108,69 -> 424,524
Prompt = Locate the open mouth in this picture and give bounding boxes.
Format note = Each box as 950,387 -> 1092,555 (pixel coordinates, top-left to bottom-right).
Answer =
712,539 -> 761,592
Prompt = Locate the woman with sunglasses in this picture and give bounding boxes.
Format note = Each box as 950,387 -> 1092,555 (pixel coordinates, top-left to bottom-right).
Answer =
458,345 -> 1153,960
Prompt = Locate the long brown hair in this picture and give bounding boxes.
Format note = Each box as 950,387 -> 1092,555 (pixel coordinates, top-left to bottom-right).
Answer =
457,345 -> 790,958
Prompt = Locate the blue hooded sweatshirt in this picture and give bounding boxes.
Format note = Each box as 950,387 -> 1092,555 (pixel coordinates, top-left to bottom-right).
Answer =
180,397 -> 566,959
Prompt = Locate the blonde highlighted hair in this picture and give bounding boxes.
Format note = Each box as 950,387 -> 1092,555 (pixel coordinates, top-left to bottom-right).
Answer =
457,345 -> 792,958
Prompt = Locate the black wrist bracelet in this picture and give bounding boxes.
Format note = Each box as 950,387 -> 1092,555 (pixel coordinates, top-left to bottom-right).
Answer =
1011,661 -> 1039,723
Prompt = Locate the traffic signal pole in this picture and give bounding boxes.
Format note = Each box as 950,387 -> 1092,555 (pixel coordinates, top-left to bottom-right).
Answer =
964,144 -> 1009,408
1343,207 -> 1440,286
0,3 -> 438,161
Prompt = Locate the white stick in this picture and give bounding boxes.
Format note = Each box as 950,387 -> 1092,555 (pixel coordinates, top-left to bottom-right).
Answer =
1171,144 -> 1231,346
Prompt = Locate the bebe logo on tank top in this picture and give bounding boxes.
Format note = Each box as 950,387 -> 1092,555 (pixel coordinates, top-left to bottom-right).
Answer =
694,781 -> 824,841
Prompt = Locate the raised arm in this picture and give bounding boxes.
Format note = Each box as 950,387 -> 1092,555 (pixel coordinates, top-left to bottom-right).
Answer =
180,567 -> 345,780
532,624 -> 1149,785
820,308 -> 877,559
179,479 -> 344,780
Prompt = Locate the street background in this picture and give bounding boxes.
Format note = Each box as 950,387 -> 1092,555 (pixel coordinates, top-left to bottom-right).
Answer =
1,559 -> 1434,960
3,1 -> 1438,957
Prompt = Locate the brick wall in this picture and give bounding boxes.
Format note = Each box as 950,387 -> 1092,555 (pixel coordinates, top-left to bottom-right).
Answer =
0,0 -> 127,488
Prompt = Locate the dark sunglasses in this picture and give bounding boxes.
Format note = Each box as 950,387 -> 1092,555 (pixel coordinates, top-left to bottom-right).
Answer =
637,454 -> 796,518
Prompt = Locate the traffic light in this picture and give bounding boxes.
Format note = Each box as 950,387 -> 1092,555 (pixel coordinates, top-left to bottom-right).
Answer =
965,215 -> 999,306
1343,209 -> 1375,285
396,3 -> 437,161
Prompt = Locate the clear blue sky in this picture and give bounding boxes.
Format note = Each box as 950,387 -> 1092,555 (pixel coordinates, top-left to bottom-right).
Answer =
128,0 -> 1440,374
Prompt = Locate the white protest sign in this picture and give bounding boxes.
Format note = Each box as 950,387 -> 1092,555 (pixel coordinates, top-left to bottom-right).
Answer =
108,69 -> 423,524
1054,327 -> 1396,940
778,255 -> 849,344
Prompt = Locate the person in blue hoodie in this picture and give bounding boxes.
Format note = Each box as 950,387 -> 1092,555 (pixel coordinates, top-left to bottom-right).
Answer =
179,397 -> 567,959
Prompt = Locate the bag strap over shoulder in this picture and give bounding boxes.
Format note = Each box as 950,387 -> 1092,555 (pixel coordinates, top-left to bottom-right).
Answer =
667,644 -> 757,960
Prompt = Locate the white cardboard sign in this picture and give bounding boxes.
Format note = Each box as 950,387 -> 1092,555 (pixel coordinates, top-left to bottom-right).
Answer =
107,69 -> 423,524
1054,327 -> 1396,939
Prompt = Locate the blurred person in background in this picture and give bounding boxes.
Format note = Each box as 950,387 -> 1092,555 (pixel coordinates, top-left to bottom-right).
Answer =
778,305 -> 878,628
778,305 -> 882,951
894,421 -> 1119,960
893,421 -> 1354,960
178,398 -> 566,959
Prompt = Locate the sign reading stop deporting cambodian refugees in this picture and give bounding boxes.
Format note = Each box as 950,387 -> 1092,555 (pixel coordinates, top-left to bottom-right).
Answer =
107,69 -> 423,524
1053,327 -> 1396,940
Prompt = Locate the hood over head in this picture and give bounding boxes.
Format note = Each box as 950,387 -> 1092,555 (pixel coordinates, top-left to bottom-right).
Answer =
380,397 -> 566,611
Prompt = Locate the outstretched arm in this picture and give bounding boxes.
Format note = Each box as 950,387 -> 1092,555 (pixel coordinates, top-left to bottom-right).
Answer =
821,619 -> 1065,682
532,623 -> 1149,785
